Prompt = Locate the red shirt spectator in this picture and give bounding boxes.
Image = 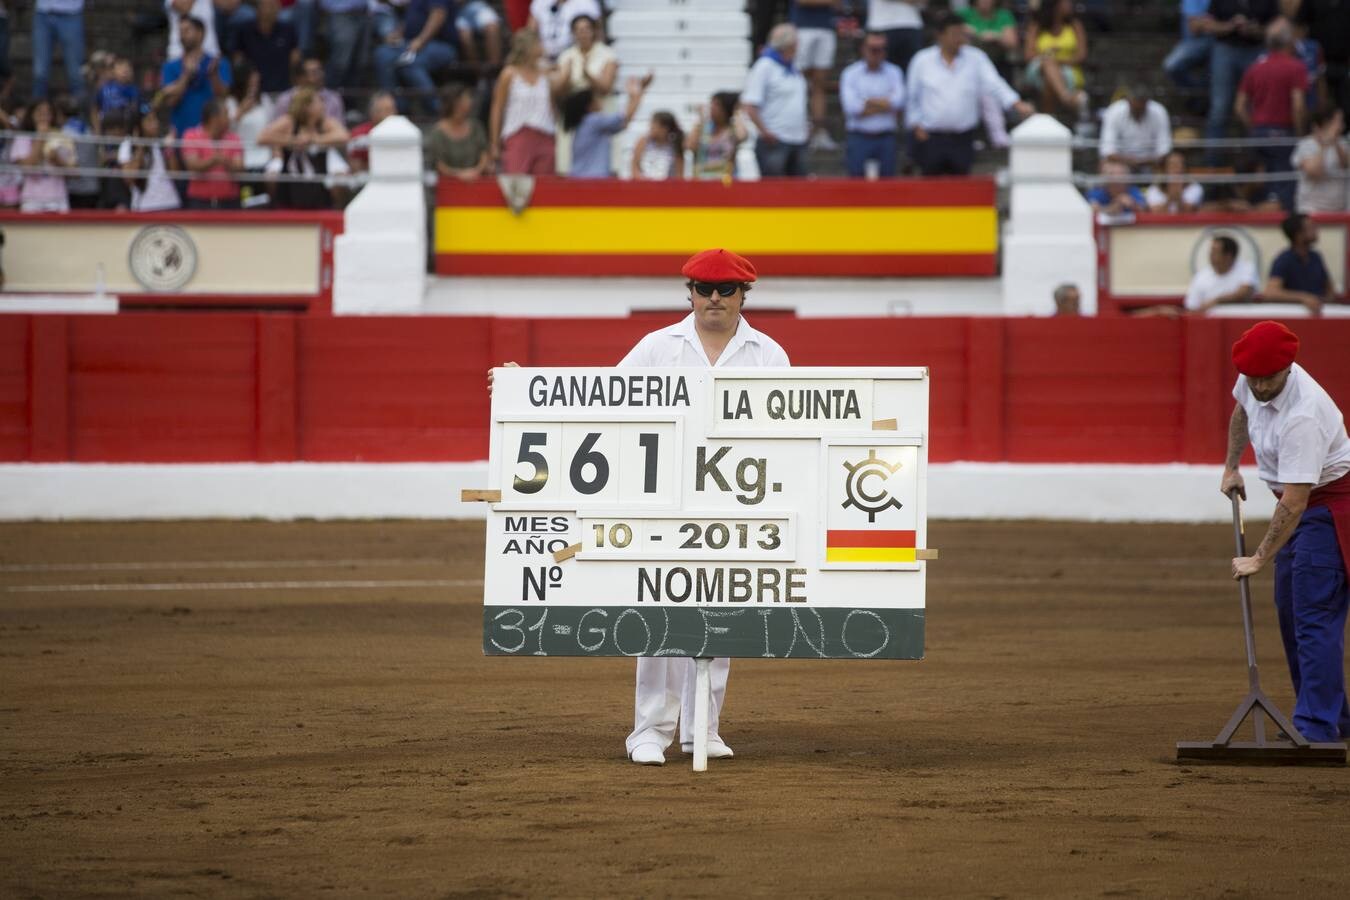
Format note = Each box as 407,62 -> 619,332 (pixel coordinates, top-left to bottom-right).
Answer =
180,100 -> 245,207
1237,47 -> 1309,129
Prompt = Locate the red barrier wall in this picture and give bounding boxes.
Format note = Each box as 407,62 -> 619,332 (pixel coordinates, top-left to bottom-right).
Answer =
4,314 -> 1349,464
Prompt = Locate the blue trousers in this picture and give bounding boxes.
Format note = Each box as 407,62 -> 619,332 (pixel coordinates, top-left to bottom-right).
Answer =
1205,41 -> 1261,162
324,11 -> 368,90
1163,36 -> 1213,90
1273,506 -> 1350,743
32,10 -> 85,102
845,131 -> 897,178
374,40 -> 458,114
1251,125 -> 1296,211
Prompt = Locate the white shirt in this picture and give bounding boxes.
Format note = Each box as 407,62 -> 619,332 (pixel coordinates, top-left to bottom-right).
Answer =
165,0 -> 221,60
1235,363 -> 1350,490
530,0 -> 602,59
1099,99 -> 1172,163
866,0 -> 923,31
117,140 -> 182,211
618,312 -> 790,369
839,59 -> 905,133
1183,259 -> 1258,311
743,56 -> 810,145
1144,181 -> 1203,211
557,41 -> 617,94
1292,136 -> 1350,214
905,45 -> 1018,133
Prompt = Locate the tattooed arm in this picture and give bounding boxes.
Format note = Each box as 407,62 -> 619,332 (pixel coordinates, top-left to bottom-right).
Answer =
1232,483 -> 1312,579
1220,405 -> 1249,500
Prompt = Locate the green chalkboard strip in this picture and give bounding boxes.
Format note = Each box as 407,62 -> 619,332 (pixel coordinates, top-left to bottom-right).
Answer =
482,606 -> 924,660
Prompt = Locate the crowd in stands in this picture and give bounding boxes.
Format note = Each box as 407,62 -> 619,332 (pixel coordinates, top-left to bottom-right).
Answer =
0,0 -> 1344,213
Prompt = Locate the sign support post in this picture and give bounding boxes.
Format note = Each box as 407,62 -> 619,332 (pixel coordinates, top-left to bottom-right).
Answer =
692,657 -> 711,772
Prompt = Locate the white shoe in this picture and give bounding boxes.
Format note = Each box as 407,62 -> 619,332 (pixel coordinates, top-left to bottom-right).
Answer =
680,739 -> 734,759
629,743 -> 665,766
808,129 -> 839,151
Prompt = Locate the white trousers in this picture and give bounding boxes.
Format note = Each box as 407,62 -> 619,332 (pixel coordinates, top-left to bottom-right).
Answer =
624,657 -> 730,754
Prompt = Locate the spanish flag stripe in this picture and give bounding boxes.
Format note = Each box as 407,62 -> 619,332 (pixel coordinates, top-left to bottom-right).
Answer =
826,548 -> 918,563
826,530 -> 917,548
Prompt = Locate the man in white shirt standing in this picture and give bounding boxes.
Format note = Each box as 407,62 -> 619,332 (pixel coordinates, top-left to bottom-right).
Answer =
1224,321 -> 1350,744
743,24 -> 811,177
1099,84 -> 1173,171
839,31 -> 905,177
906,13 -> 1032,176
1183,234 -> 1259,313
619,249 -> 790,766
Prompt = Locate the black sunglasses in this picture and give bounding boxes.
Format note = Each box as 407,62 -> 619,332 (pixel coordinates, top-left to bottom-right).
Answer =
691,281 -> 740,298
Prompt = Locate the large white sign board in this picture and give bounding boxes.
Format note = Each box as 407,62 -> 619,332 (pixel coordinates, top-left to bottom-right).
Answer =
481,368 -> 929,659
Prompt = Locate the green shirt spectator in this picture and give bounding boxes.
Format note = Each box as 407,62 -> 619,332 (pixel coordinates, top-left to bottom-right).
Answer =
960,4 -> 1015,38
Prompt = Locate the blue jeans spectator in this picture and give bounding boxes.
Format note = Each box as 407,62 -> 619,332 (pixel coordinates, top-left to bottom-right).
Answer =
324,11 -> 369,89
845,131 -> 897,178
374,39 -> 456,114
755,140 -> 808,177
32,11 -> 85,102
215,3 -> 258,57
1163,35 -> 1213,90
1251,125 -> 1296,210
1205,42 -> 1261,162
281,0 -> 320,56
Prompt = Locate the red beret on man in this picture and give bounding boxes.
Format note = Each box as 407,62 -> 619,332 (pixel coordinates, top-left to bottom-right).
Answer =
1232,320 -> 1299,377
682,248 -> 757,283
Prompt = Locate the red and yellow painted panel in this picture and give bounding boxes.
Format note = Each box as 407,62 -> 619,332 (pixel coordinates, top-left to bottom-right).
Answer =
434,179 -> 997,277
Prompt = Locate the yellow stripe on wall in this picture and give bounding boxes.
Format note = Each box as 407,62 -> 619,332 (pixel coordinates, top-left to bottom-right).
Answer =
825,547 -> 918,563
435,207 -> 997,255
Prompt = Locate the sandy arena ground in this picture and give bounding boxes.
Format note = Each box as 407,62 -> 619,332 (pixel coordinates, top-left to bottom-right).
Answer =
2,519 -> 1348,897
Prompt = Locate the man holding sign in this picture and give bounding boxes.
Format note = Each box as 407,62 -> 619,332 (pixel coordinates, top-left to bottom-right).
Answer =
1223,321 -> 1350,743
619,248 -> 790,766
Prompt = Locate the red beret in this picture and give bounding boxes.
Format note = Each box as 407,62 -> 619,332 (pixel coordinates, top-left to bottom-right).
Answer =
1232,321 -> 1299,377
681,248 -> 757,283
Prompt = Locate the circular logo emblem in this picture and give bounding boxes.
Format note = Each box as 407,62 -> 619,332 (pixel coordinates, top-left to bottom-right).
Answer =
841,449 -> 904,523
1191,225 -> 1261,278
128,225 -> 197,291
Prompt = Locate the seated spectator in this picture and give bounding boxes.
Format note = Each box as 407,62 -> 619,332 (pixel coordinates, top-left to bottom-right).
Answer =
160,16 -> 233,135
1145,150 -> 1204,212
257,87 -> 349,208
95,108 -> 133,209
1183,235 -> 1259,313
489,30 -> 567,175
907,15 -> 1031,177
839,31 -> 904,178
687,90 -> 746,181
631,110 -> 684,180
1235,19 -> 1307,210
59,93 -> 100,209
528,0 -> 602,61
558,15 -> 616,97
1052,283 -> 1081,316
272,56 -> 343,122
227,61 -> 272,171
1201,154 -> 1283,211
1099,84 -> 1172,171
281,0 -> 319,56
119,103 -> 182,211
33,0 -> 88,103
1265,213 -> 1336,314
790,0 -> 839,150
1292,107 -> 1348,213
214,0 -> 258,57
348,90 -> 397,173
429,83 -> 489,181
167,0 -> 221,60
1163,0 -> 1214,91
1023,0 -> 1088,120
237,0 -> 300,97
1086,160 -> 1145,214
455,0 -> 503,67
374,0 -> 459,116
961,0 -> 1018,80
319,0 -> 368,90
7,98 -> 73,212
743,24 -> 811,178
96,57 -> 141,128
566,75 -> 650,179
179,97 -> 243,209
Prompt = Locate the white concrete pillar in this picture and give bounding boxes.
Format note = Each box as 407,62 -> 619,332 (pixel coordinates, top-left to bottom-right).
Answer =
1001,115 -> 1098,316
332,116 -> 426,314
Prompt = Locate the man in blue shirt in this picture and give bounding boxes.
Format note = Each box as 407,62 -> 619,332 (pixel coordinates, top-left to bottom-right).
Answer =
1163,0 -> 1213,90
839,31 -> 905,177
1265,214 -> 1337,315
373,0 -> 458,115
160,16 -> 232,135
1085,160 -> 1146,213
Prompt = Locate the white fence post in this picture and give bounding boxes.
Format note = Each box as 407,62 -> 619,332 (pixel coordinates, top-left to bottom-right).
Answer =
333,116 -> 426,314
1001,114 -> 1098,316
